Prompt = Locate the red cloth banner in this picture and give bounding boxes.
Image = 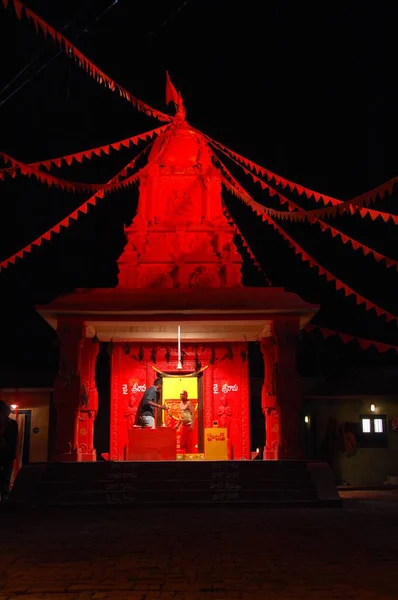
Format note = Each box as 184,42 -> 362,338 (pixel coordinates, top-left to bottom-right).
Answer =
0,144 -> 156,272
2,0 -> 171,122
0,126 -> 167,175
216,156 -> 398,327
305,325 -> 398,354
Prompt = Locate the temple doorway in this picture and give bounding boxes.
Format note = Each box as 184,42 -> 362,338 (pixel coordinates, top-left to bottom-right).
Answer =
160,375 -> 203,457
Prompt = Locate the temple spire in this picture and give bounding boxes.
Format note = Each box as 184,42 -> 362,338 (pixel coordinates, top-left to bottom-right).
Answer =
165,71 -> 186,120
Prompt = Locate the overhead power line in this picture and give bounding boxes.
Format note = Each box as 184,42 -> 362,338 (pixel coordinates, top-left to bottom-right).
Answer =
0,0 -> 119,110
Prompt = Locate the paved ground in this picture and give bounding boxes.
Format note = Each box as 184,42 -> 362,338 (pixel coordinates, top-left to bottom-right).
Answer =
0,492 -> 397,600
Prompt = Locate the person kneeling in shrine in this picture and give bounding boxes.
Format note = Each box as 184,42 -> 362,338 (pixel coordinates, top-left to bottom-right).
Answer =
140,377 -> 168,428
175,390 -> 195,454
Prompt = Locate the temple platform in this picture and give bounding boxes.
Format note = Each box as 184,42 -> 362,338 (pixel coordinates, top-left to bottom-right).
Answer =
8,460 -> 341,508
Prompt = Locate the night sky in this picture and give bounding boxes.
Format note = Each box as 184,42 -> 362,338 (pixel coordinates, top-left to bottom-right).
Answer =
1,0 -> 398,383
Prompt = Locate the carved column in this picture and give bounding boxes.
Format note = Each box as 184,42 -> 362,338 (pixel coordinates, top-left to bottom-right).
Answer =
76,337 -> 100,461
53,318 -> 86,461
261,317 -> 302,459
274,317 -> 302,459
260,336 -> 279,460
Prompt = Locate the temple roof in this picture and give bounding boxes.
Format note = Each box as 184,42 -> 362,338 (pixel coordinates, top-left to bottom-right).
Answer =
36,287 -> 318,342
37,286 -> 317,315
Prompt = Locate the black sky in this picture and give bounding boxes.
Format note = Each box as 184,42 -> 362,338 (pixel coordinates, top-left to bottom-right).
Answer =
1,0 -> 398,379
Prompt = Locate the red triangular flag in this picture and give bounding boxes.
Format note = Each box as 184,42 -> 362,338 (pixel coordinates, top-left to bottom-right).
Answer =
14,0 -> 23,19
359,339 -> 373,350
339,334 -> 352,344
165,71 -> 179,106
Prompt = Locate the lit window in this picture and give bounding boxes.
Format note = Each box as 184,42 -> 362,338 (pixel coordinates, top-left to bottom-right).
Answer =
360,415 -> 388,448
374,419 -> 384,433
361,418 -> 371,433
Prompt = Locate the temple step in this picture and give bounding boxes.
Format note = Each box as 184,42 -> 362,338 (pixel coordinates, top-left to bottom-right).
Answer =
37,478 -> 314,492
29,489 -> 319,506
8,460 -> 341,508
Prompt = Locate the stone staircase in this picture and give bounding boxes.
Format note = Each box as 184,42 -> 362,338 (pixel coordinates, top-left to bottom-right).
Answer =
8,459 -> 341,508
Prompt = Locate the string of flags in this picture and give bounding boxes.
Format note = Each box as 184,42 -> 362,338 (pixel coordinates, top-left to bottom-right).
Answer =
2,0 -> 398,356
1,0 -> 171,122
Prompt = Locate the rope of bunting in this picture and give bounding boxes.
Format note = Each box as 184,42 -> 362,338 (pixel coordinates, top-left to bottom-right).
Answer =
254,187 -> 398,224
213,143 -> 398,272
222,201 -> 271,281
305,325 -> 398,354
202,131 -> 341,206
2,0 -> 171,123
151,365 -> 209,378
0,126 -> 167,175
0,143 -> 155,271
205,144 -> 272,283
205,132 -> 398,223
0,149 -> 158,194
215,157 -> 398,326
206,135 -> 297,212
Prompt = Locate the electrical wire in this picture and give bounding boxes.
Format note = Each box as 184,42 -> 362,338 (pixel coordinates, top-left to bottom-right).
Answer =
0,0 -> 119,110
0,2 -> 89,101
147,0 -> 191,36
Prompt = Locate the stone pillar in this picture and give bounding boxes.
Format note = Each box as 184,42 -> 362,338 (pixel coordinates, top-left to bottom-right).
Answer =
76,337 -> 100,461
261,317 -> 302,460
52,318 -> 86,461
260,336 -> 279,460
273,317 -> 302,459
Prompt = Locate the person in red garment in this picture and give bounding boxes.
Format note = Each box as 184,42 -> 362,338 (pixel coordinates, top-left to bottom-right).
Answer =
175,390 -> 195,454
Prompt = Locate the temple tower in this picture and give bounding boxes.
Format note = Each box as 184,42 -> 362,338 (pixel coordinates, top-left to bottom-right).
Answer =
117,120 -> 242,289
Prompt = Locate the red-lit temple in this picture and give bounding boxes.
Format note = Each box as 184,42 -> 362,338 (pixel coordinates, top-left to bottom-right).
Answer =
37,115 -> 318,463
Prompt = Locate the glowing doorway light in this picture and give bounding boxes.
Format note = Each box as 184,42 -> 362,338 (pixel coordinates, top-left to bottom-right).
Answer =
176,325 -> 183,370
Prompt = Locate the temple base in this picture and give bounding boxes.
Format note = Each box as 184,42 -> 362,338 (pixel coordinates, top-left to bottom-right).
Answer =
52,451 -> 97,462
264,448 -> 303,460
9,460 -> 341,508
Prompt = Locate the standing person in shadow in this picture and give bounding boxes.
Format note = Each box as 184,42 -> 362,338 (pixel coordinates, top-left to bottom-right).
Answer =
0,401 -> 18,503
139,378 -> 168,428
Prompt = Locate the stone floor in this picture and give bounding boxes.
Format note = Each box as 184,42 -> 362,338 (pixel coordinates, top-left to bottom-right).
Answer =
0,491 -> 397,600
